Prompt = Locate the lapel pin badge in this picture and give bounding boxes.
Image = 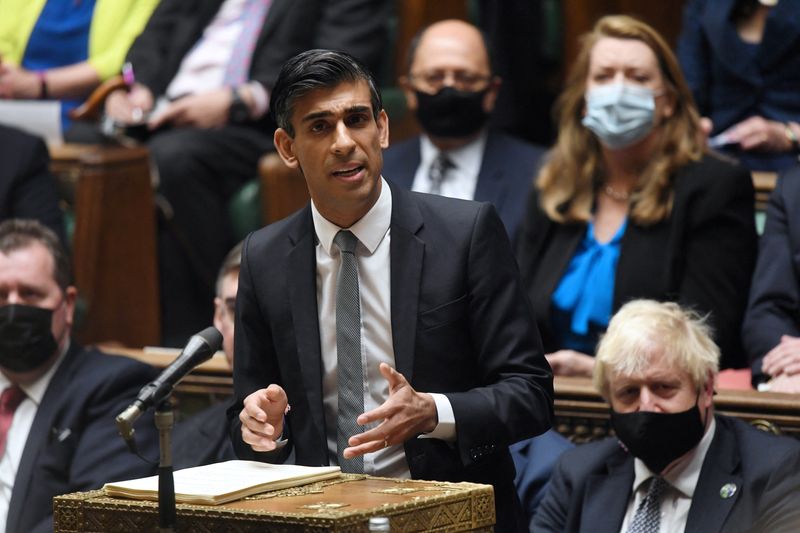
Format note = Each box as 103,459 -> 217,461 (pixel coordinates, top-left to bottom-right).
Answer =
719,483 -> 737,499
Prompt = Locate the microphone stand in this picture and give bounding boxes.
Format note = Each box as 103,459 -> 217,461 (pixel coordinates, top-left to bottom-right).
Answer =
155,398 -> 176,533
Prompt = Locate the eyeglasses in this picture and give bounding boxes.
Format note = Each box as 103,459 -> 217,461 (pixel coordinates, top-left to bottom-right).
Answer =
409,70 -> 491,92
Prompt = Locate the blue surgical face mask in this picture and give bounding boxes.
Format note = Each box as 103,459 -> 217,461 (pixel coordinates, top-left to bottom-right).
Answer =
582,83 -> 657,150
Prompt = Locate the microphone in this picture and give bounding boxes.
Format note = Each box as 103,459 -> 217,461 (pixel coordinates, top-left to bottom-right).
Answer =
116,326 -> 223,441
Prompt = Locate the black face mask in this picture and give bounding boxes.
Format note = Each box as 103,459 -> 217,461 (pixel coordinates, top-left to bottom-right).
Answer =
610,400 -> 705,473
0,304 -> 57,373
414,86 -> 489,138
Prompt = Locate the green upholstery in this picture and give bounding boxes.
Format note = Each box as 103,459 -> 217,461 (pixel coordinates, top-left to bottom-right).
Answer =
228,178 -> 263,241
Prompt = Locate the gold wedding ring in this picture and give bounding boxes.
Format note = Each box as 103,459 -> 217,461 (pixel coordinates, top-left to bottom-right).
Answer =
383,438 -> 389,449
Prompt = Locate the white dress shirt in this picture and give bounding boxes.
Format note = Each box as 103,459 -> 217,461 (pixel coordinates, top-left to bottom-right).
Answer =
163,0 -> 268,115
0,341 -> 69,531
619,417 -> 717,533
311,178 -> 455,478
411,131 -> 488,200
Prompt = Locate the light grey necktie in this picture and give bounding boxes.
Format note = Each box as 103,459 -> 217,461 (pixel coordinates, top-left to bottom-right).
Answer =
428,152 -> 453,195
627,476 -> 668,533
334,230 -> 364,473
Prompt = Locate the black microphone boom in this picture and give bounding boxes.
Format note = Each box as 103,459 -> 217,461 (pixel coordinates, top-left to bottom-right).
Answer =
116,326 -> 223,441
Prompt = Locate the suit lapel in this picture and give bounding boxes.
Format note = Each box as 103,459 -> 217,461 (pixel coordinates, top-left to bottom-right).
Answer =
685,419 -> 742,533
702,0 -> 760,85
531,222 -> 584,321
473,133 -> 508,210
287,209 -> 327,447
388,182 -> 424,380
582,453 -> 634,533
7,344 -> 79,533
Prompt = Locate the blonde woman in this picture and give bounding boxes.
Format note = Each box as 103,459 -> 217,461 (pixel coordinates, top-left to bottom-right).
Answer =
516,15 -> 757,376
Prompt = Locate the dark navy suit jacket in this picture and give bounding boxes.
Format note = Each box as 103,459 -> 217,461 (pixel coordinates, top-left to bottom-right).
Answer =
7,344 -> 158,533
534,415 -> 800,533
382,131 -> 544,244
229,180 -> 553,532
743,167 -> 800,380
677,0 -> 800,171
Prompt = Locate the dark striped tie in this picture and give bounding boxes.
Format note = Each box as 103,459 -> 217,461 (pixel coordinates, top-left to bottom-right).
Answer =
334,230 -> 364,473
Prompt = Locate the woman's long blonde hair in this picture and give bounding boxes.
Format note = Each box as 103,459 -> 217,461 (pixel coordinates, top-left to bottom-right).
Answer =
537,15 -> 705,225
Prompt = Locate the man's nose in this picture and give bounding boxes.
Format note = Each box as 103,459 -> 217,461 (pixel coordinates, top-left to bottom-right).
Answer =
331,122 -> 356,153
638,388 -> 658,412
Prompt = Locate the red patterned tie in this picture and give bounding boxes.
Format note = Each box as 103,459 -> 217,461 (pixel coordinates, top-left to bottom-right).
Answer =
0,385 -> 25,457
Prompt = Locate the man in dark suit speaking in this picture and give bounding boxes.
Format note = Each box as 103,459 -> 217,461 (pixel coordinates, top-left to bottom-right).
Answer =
228,49 -> 553,532
535,300 -> 800,533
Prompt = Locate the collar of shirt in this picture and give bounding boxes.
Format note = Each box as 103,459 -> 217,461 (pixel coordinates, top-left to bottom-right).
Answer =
420,130 -> 487,175
311,177 -> 392,256
632,416 -> 717,498
0,339 -> 71,407
417,130 -> 488,200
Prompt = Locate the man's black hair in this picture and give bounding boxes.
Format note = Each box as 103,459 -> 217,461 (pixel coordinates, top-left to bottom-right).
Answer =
270,49 -> 383,136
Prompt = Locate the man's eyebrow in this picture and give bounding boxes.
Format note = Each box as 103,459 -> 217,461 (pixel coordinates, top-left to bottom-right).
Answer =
301,105 -> 372,123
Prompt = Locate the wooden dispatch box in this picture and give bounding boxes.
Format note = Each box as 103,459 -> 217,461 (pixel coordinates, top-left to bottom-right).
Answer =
54,474 -> 495,532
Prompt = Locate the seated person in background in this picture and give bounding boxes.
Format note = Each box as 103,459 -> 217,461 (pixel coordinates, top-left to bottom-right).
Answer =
172,241 -> 241,469
0,219 -> 158,533
0,126 -> 65,245
516,15 -> 757,377
535,299 -> 800,533
103,0 -> 391,347
743,167 -> 800,392
383,19 -> 544,243
677,0 -> 800,172
0,0 -> 158,135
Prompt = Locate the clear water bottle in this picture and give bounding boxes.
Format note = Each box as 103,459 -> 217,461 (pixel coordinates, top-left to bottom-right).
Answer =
368,516 -> 390,532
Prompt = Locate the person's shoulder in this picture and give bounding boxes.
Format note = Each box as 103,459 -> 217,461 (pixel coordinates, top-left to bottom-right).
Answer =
717,415 -> 800,470
383,136 -> 420,159
675,153 -> 751,188
553,437 -> 626,476
71,345 -> 158,381
488,131 -> 546,159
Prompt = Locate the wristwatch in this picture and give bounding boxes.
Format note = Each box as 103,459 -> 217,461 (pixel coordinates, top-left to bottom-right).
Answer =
229,87 -> 250,124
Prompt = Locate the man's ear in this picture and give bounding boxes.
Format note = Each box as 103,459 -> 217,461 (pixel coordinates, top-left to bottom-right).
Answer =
64,286 -> 77,329
274,128 -> 299,169
377,109 -> 390,149
399,75 -> 418,112
482,75 -> 502,114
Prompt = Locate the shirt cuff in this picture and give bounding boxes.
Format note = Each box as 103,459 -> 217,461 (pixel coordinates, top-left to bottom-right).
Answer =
418,393 -> 456,442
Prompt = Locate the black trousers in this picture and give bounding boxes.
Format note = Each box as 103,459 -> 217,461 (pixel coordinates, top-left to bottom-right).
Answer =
148,125 -> 273,346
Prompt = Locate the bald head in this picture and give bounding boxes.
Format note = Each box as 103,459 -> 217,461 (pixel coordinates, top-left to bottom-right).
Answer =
406,19 -> 492,78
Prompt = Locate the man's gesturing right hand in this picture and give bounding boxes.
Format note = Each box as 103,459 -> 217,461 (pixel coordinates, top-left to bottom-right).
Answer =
239,384 -> 288,452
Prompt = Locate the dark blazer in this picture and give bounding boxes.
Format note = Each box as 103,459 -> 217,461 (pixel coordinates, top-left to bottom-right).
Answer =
8,344 -> 159,533
677,0 -> 800,171
230,181 -> 553,532
382,131 -> 544,243
516,154 -> 757,369
127,0 -> 390,103
0,126 -> 65,244
533,415 -> 800,533
172,399 -> 236,470
742,167 -> 800,379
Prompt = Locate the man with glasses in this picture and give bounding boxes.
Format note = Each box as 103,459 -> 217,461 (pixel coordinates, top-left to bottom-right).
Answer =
384,19 -> 544,243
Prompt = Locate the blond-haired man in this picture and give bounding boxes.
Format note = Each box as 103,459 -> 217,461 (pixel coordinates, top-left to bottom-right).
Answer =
535,300 -> 800,532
